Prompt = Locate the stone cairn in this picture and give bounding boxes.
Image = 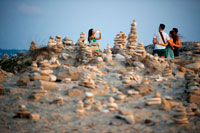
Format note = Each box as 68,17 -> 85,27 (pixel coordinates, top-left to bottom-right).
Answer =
136,43 -> 146,57
104,44 -> 113,62
114,91 -> 126,101
107,97 -> 118,111
76,100 -> 85,114
31,60 -> 56,82
171,105 -> 189,125
48,35 -> 63,54
14,105 -> 30,119
48,36 -> 57,47
113,31 -> 127,53
126,20 -> 138,55
29,41 -> 37,51
76,32 -> 87,45
79,75 -> 96,89
63,36 -> 74,46
83,92 -> 95,110
146,92 -> 162,105
185,71 -> 200,104
191,42 -> 200,60
55,35 -> 63,53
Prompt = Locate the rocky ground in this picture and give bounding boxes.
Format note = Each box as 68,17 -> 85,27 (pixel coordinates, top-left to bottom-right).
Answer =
0,21 -> 200,132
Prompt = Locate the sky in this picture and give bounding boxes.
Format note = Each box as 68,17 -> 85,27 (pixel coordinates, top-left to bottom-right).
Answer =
0,0 -> 200,50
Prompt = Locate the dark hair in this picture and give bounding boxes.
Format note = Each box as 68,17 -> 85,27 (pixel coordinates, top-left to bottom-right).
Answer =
169,30 -> 178,43
88,28 -> 93,42
173,28 -> 178,34
159,24 -> 165,30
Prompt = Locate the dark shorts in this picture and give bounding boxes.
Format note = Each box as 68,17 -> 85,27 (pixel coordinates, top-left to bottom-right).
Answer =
153,49 -> 166,57
173,47 -> 179,57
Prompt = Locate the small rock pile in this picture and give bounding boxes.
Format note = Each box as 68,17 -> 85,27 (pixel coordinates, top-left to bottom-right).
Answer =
185,71 -> 200,104
63,36 -> 74,46
107,97 -> 118,111
77,32 -> 87,45
171,105 -> 189,125
136,43 -> 146,57
146,92 -> 162,105
83,92 -> 95,110
48,36 -> 57,47
79,75 -> 96,89
113,31 -> 127,51
29,41 -> 37,51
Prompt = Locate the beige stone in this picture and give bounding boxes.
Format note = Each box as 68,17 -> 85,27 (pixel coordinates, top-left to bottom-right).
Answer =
30,113 -> 40,120
35,80 -> 59,91
67,89 -> 84,96
32,75 -> 50,81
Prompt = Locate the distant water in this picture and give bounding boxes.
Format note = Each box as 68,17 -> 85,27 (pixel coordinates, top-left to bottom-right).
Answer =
0,49 -> 27,59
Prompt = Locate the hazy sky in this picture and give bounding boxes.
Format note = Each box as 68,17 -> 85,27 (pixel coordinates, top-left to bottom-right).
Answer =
0,0 -> 200,50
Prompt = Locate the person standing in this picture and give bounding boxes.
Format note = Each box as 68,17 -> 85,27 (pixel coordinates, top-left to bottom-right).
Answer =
88,28 -> 102,43
153,24 -> 170,58
172,28 -> 181,57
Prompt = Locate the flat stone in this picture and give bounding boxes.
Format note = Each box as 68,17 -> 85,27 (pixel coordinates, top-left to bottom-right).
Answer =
35,80 -> 59,91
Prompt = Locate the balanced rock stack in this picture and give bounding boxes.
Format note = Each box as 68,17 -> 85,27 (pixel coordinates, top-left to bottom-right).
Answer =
184,71 -> 200,104
14,105 -> 30,119
30,62 -> 38,71
122,74 -> 132,84
29,86 -> 47,101
29,41 -> 37,51
77,43 -> 93,62
83,92 -> 94,110
63,36 -> 74,46
48,36 -> 57,47
115,91 -> 126,101
32,60 -> 56,82
107,97 -> 118,111
53,96 -> 64,105
113,31 -> 127,50
77,32 -> 87,45
55,35 -> 63,53
136,43 -> 146,57
192,42 -> 200,60
79,75 -> 96,89
104,44 -> 112,62
171,105 -> 189,124
76,100 -> 85,114
94,101 -> 102,111
146,92 -> 162,105
126,20 -> 138,55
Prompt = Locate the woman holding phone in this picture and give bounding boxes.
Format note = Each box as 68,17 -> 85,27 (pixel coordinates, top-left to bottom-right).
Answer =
88,28 -> 102,43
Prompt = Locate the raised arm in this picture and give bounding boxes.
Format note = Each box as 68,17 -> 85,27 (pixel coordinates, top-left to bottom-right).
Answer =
95,30 -> 102,40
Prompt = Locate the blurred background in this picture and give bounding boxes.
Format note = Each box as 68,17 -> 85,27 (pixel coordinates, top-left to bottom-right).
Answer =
0,0 -> 200,50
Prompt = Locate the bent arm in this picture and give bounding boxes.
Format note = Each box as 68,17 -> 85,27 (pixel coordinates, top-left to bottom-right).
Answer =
95,32 -> 102,40
173,38 -> 181,48
157,41 -> 168,46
